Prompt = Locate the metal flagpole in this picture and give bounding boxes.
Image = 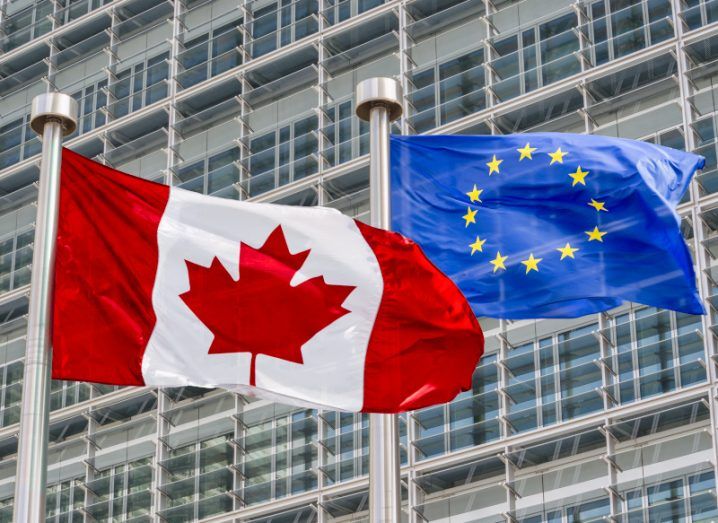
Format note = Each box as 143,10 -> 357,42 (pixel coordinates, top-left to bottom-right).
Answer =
14,93 -> 77,522
355,77 -> 403,523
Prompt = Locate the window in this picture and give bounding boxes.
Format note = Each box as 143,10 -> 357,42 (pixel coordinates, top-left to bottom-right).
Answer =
246,115 -> 318,197
489,12 -> 580,101
590,0 -> 673,65
111,52 -> 169,118
409,48 -> 486,133
611,308 -> 705,405
539,12 -> 581,85
623,471 -> 717,521
57,0 -> 112,25
450,355 -> 500,449
0,119 -> 24,171
1,1 -> 53,52
325,100 -> 368,166
71,80 -> 108,136
557,324 -> 603,420
85,458 -> 153,520
176,147 -> 241,198
249,0 -> 318,58
0,115 -> 41,170
324,0 -> 383,25
49,379 -> 90,411
683,0 -> 718,29
0,360 -> 23,427
240,409 -> 318,504
160,435 -> 232,519
45,478 -> 84,522
0,202 -> 36,299
179,21 -> 243,89
414,353 -> 500,460
321,412 -> 368,484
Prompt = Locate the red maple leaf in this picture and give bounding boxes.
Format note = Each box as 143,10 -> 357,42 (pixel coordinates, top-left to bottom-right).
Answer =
179,226 -> 356,387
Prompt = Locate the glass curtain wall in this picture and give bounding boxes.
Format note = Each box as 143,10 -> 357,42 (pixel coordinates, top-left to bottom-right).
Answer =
1,0 -> 718,520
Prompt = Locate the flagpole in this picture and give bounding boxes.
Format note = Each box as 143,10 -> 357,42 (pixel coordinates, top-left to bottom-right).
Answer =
355,77 -> 403,523
14,93 -> 77,522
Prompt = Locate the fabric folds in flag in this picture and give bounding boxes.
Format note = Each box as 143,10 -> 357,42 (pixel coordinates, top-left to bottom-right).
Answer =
390,133 -> 705,319
52,149 -> 483,413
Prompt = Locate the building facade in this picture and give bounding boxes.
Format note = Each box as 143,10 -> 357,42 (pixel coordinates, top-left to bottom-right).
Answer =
0,0 -> 717,520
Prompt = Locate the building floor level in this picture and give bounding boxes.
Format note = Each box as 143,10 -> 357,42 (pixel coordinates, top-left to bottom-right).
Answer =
2,0 -> 718,520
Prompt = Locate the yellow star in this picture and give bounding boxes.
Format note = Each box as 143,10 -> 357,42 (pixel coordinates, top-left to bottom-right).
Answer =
585,226 -> 607,242
521,253 -> 542,274
466,185 -> 483,203
490,251 -> 508,273
548,147 -> 567,165
588,199 -> 607,212
557,243 -> 579,260
517,143 -> 537,161
487,155 -> 503,175
463,207 -> 478,227
568,166 -> 589,186
469,236 -> 486,255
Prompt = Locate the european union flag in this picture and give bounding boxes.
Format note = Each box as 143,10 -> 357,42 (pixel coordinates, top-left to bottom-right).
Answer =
391,134 -> 705,319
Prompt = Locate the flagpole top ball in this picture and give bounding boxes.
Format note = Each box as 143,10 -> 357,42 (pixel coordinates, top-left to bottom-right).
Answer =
30,93 -> 78,137
355,77 -> 403,122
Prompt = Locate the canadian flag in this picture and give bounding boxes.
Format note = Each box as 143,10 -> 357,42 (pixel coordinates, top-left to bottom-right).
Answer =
52,149 -> 483,413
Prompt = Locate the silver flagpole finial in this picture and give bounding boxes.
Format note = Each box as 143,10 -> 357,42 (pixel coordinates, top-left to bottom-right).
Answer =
355,77 -> 403,122
31,93 -> 79,136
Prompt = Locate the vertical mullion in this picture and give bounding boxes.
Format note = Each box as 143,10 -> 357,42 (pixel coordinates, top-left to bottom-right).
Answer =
630,309 -> 641,402
683,473 -> 692,523
274,128 -> 280,193
166,0 -> 186,187
289,122 -> 295,184
434,64 -> 440,133
671,311 -> 682,390
151,390 -> 170,519
46,0 -> 60,94
606,0 -> 615,63
207,26 -> 213,82
0,367 -> 6,429
68,480 -> 74,523
8,229 -> 17,292
397,0 -> 410,136
275,4 -> 280,53
535,20 -> 543,90
484,0 -> 496,111
517,32 -> 525,95
642,0 -> 650,46
83,400 -> 98,523
104,6 -> 119,135
598,313 -> 614,410
194,439 -> 201,520
316,0 -> 328,204
552,333 -> 561,425
270,417 -> 276,501
574,1 -> 589,75
316,409 -> 326,523
0,0 -> 7,43
106,466 -> 114,521
121,465 -> 129,519
537,338 -> 546,429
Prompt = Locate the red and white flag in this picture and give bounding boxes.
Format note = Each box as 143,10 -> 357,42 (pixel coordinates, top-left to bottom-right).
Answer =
52,149 -> 483,413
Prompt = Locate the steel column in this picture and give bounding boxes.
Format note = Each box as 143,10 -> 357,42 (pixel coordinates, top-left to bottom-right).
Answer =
13,93 -> 77,522
355,77 -> 403,523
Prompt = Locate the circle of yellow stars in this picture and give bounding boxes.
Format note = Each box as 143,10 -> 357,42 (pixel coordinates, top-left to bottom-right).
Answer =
463,143 -> 608,275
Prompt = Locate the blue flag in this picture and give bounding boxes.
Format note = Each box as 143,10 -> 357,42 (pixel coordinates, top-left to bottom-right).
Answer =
390,133 -> 705,319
